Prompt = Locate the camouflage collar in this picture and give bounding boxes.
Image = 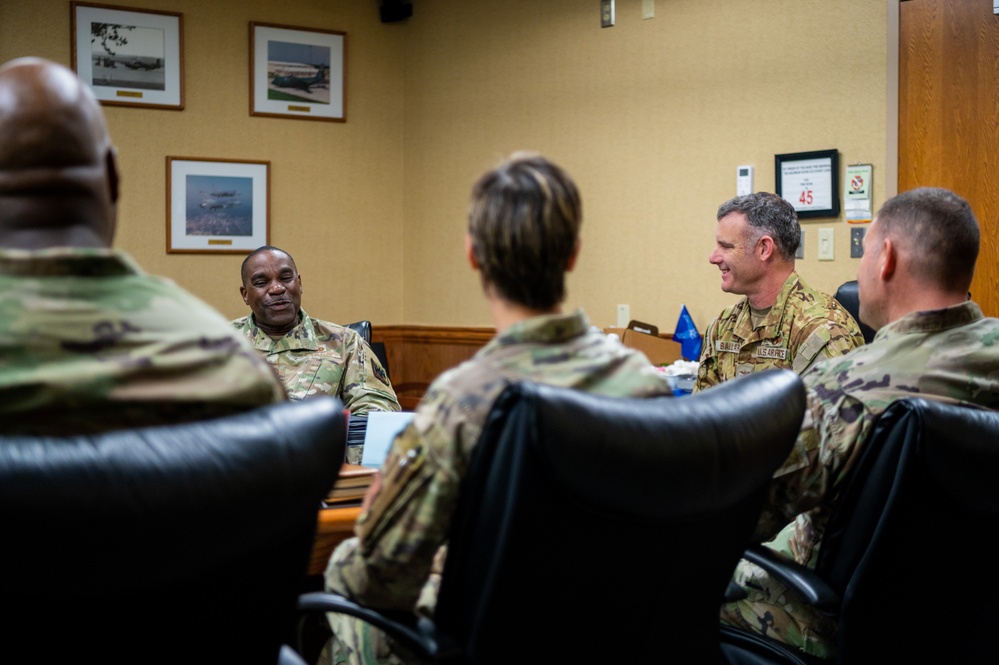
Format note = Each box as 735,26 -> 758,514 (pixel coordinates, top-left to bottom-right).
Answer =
875,301 -> 984,341
733,271 -> 802,341
243,309 -> 318,352
0,247 -> 140,278
486,309 -> 590,350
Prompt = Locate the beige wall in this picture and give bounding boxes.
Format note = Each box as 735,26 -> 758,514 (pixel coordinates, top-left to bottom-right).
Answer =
400,0 -> 889,330
0,0 -> 406,324
1,0 -> 888,333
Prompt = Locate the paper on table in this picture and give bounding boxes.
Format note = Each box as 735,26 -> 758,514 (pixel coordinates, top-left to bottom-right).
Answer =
361,411 -> 416,468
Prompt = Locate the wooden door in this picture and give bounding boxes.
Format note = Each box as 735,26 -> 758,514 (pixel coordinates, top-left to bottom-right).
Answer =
899,0 -> 999,316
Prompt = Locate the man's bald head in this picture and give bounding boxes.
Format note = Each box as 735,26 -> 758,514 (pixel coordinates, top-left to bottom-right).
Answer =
0,57 -> 119,249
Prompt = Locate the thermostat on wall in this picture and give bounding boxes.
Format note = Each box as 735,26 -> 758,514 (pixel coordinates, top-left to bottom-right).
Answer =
737,165 -> 754,196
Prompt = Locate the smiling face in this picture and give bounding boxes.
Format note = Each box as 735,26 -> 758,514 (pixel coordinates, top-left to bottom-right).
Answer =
709,211 -> 764,296
240,249 -> 303,337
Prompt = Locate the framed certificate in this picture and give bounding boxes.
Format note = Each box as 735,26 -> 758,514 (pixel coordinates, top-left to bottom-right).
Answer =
775,149 -> 840,219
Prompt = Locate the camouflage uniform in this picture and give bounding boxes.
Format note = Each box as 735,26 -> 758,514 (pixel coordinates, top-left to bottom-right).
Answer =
695,272 -> 864,392
232,309 -> 399,464
722,300 -> 999,657
0,247 -> 285,434
323,310 -> 671,664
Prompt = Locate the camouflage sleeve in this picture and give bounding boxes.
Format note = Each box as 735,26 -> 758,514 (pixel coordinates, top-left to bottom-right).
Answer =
339,333 -> 401,415
694,317 -> 721,392
754,371 -> 872,542
789,316 -> 866,376
325,388 -> 463,610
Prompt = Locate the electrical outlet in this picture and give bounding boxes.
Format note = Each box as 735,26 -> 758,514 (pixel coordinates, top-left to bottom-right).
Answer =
617,304 -> 630,328
601,0 -> 615,27
818,228 -> 834,261
851,227 -> 866,258
642,0 -> 655,19
796,227 -> 805,259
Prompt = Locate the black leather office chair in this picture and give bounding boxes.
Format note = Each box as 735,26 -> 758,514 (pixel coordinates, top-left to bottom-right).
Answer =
345,319 -> 372,344
292,370 -> 806,664
0,397 -> 346,664
832,280 -> 876,344
720,398 -> 999,664
345,319 -> 391,380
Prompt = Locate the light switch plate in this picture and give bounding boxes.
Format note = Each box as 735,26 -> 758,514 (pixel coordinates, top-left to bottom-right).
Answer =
818,227 -> 834,261
796,226 -> 805,259
851,227 -> 866,258
601,0 -> 615,27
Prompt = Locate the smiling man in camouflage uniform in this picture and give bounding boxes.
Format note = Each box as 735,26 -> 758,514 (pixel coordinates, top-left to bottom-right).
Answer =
322,152 -> 672,664
695,192 -> 864,392
232,246 -> 399,462
0,58 -> 286,433
721,187 -> 999,658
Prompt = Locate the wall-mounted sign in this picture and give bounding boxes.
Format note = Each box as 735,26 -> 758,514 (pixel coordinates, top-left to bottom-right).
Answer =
775,149 -> 840,219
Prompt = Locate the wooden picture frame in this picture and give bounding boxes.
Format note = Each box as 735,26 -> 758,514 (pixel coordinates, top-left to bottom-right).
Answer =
166,157 -> 270,254
71,2 -> 184,110
250,22 -> 346,122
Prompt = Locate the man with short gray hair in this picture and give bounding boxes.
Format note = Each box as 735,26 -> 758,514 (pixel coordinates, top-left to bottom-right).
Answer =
695,192 -> 864,391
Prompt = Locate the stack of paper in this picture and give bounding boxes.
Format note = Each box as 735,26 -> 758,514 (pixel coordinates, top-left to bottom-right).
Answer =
325,463 -> 377,504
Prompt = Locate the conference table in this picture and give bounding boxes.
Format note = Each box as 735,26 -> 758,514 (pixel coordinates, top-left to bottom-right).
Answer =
308,502 -> 362,576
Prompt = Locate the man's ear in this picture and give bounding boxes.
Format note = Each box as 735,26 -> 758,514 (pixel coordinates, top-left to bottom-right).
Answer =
297,273 -> 303,293
104,147 -> 119,244
566,238 -> 581,272
240,285 -> 249,305
757,235 -> 775,262
880,237 -> 896,280
465,233 -> 479,270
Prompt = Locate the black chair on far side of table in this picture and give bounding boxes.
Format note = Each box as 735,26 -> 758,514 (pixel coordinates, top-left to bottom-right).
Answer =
346,318 -> 391,380
833,280 -> 876,344
0,397 -> 346,665
720,398 -> 999,665
292,369 -> 807,664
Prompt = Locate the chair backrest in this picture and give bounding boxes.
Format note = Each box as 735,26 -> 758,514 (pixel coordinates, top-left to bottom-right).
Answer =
833,280 -> 876,344
435,370 -> 806,664
816,398 -> 999,663
344,319 -> 372,345
0,397 -> 346,664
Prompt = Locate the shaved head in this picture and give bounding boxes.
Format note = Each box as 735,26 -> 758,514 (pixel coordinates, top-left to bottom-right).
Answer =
0,57 -> 119,249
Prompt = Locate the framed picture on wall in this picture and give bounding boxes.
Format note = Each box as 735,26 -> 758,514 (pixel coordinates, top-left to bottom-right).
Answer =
250,22 -> 346,122
775,149 -> 840,219
166,157 -> 270,254
71,2 -> 184,110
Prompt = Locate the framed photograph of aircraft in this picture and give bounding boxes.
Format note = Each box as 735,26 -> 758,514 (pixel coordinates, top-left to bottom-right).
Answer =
250,22 -> 346,122
166,157 -> 270,254
71,2 -> 184,110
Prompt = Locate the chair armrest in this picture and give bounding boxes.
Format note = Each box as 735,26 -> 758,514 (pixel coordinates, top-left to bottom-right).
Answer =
296,591 -> 462,661
740,544 -> 841,616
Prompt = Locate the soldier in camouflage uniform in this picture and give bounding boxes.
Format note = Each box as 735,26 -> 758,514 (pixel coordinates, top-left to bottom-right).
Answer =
695,193 -> 864,392
322,153 -> 671,664
0,58 -> 285,434
721,187 -> 999,658
232,246 -> 399,463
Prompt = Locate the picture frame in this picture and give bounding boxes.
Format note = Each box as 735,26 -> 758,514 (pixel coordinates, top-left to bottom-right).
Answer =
71,2 -> 184,110
166,157 -> 270,254
775,149 -> 840,219
250,22 -> 346,122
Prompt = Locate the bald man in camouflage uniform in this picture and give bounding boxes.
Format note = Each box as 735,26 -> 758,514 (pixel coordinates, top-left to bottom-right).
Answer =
0,58 -> 285,433
721,187 -> 999,658
695,193 -> 864,392
232,245 -> 399,463
323,153 -> 671,664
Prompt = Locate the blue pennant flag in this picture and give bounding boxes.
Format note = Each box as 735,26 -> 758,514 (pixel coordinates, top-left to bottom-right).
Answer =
673,304 -> 702,360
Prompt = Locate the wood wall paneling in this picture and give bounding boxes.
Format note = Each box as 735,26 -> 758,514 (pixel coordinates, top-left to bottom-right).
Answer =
899,0 -> 999,316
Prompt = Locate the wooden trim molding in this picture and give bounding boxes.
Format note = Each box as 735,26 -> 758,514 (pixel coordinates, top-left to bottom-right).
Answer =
371,325 -> 496,409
